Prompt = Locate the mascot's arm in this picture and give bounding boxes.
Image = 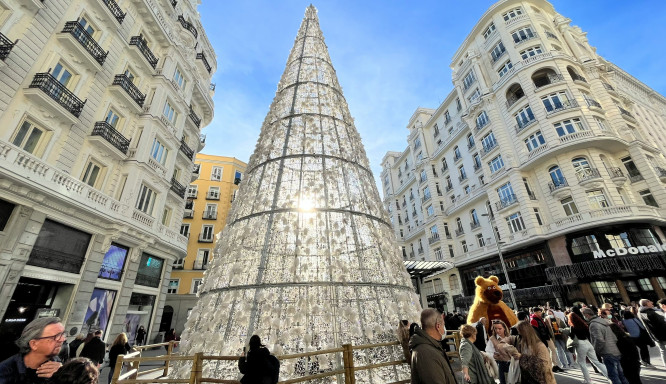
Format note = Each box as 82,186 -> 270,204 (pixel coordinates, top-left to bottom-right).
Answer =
467,302 -> 487,325
497,301 -> 519,326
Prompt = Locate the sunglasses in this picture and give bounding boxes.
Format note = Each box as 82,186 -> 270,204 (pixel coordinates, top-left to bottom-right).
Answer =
34,331 -> 67,341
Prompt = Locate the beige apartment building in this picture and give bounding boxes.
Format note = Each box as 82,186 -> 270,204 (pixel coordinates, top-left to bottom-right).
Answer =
382,0 -> 666,311
0,0 -> 214,355
163,153 -> 246,335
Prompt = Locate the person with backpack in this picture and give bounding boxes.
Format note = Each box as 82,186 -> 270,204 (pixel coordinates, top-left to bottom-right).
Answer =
238,335 -> 279,384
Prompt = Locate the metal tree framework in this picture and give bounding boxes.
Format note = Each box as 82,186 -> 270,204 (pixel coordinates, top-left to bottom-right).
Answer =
174,6 -> 421,382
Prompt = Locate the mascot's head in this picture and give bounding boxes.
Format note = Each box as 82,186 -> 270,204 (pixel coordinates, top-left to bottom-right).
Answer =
475,276 -> 504,304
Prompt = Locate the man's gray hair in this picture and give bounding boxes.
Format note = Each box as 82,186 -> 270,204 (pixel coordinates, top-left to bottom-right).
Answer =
420,308 -> 441,331
639,299 -> 650,307
15,317 -> 61,354
581,308 -> 595,318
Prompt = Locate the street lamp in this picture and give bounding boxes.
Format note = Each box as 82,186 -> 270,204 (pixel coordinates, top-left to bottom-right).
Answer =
481,211 -> 518,310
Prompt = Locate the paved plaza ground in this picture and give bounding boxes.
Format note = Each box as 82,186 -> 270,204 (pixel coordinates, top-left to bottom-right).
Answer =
99,344 -> 666,384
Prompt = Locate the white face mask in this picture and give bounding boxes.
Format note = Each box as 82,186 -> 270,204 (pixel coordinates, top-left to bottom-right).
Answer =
439,323 -> 447,341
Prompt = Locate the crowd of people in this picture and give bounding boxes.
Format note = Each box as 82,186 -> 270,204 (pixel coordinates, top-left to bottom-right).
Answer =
402,298 -> 666,384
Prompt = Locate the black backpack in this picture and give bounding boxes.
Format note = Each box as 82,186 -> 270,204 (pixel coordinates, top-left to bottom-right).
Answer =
268,354 -> 280,384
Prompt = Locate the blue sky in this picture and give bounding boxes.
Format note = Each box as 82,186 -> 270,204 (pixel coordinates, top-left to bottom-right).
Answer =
198,1 -> 666,181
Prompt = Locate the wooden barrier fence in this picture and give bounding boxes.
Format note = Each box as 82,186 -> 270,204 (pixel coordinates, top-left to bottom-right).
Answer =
111,333 -> 462,384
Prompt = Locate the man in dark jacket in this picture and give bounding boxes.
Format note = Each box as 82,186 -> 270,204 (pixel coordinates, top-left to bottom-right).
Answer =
583,308 -> 629,384
638,298 -> 666,368
80,330 -> 105,367
409,308 -> 455,384
530,307 -> 563,372
0,317 -> 65,383
472,317 -> 488,351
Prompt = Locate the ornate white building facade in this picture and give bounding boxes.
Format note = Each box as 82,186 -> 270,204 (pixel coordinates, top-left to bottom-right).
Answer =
382,0 -> 666,310
0,0 -> 214,354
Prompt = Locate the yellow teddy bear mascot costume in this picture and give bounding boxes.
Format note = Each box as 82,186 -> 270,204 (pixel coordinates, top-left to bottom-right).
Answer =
467,275 -> 518,328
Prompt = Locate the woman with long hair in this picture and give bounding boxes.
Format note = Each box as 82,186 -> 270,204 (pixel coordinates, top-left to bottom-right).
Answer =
486,320 -> 511,384
238,335 -> 278,384
568,309 -> 608,383
504,320 -> 555,384
459,324 -> 495,384
108,333 -> 131,383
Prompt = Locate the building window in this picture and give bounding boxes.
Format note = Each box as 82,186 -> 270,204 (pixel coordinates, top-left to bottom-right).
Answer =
511,26 -> 535,43
204,203 -> 217,219
595,117 -> 609,131
571,235 -> 601,255
187,184 -> 198,198
150,138 -> 169,165
524,131 -> 545,152
456,98 -> 462,111
488,155 -> 504,174
454,146 -> 461,159
456,217 -> 463,232
497,182 -> 515,202
515,105 -> 535,128
167,280 -> 179,294
561,196 -> 579,216
180,224 -> 190,237
476,111 -> 489,129
173,67 -> 186,89
473,153 -> 482,170
461,241 -> 468,253
234,170 -> 243,185
467,133 -> 475,148
99,243 -> 128,281
497,60 -> 513,77
505,212 -> 526,233
541,91 -> 570,113
191,279 -> 203,294
81,160 -> 102,187
590,281 -> 619,294
201,225 -> 214,241
11,120 -> 46,156
549,165 -> 566,186
105,108 -> 121,127
481,132 -> 497,151
136,253 -> 163,288
459,166 -> 467,180
483,23 -> 496,39
413,137 -> 422,149
476,233 -> 485,247
420,170 -> 427,183
572,157 -> 592,179
621,157 -> 641,178
519,46 -> 543,59
434,247 -> 443,260
490,41 -> 506,62
163,100 -> 177,123
639,189 -> 659,207
533,208 -> 543,225
426,205 -> 435,217
502,7 -> 523,21
52,62 -> 73,87
554,118 -> 585,137
587,189 -> 610,209
208,186 -> 220,199
135,184 -> 156,215
468,88 -> 481,103
194,249 -> 209,269
449,274 -> 461,291
638,278 -> 652,291
448,244 -> 455,258
161,207 -> 171,226
211,166 -> 222,181
423,186 -> 431,199
463,70 -> 476,90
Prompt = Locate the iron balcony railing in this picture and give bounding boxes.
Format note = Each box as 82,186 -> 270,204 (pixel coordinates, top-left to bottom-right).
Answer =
112,74 -> 145,106
618,106 -> 635,119
533,73 -> 564,89
178,15 -> 198,38
27,247 -> 84,274
480,141 -> 498,156
0,32 -> 16,60
196,52 -> 211,73
101,0 -> 126,23
62,21 -> 108,65
455,228 -> 465,237
188,105 -> 202,128
428,234 -> 440,245
544,31 -> 559,40
585,98 -> 602,109
29,72 -> 86,117
470,221 -> 481,230
170,177 -> 186,198
92,121 -> 130,154
179,138 -> 194,160
476,118 -> 490,132
185,200 -> 194,209
548,179 -> 569,193
514,117 -> 537,134
576,168 -> 601,183
545,99 -> 579,116
129,35 -> 158,69
505,94 -> 525,109
609,167 -> 625,178
467,141 -> 476,150
570,73 -> 587,83
603,82 -> 615,92
495,194 -> 518,211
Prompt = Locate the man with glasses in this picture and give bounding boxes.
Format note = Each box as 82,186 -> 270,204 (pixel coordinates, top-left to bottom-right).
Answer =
0,317 -> 65,383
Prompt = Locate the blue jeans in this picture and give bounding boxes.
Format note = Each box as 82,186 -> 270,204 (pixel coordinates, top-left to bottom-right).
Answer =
601,354 -> 629,384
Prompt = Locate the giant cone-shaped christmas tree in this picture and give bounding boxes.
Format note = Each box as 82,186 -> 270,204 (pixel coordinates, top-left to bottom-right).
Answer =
175,6 -> 421,382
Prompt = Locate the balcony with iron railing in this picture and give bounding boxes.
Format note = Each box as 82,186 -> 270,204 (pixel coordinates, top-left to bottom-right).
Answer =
470,221 -> 481,230
28,73 -> 86,117
202,211 -> 217,220
458,174 -> 468,182
476,118 -> 490,132
603,82 -> 616,92
179,138 -> 195,160
455,228 -> 465,237
545,99 -> 579,117
91,121 -> 130,155
112,74 -> 145,107
467,141 -> 476,150
514,32 -> 538,46
170,177 -> 186,198
196,52 -> 211,73
445,184 -> 453,192
0,32 -> 17,61
417,247 -> 424,255
61,21 -> 108,65
99,0 -> 126,23
188,105 -> 202,128
490,49 -> 507,64
585,98 -> 602,109
618,106 -> 635,120
576,168 -> 602,186
27,247 -> 84,274
533,73 -> 564,90
570,73 -> 587,83
178,15 -> 198,38
514,117 -> 537,134
428,234 -> 440,245
453,153 -> 462,162
129,35 -> 158,69
544,31 -> 559,40
480,141 -> 498,157
505,94 -> 525,109
495,194 -> 518,211
548,179 -> 570,196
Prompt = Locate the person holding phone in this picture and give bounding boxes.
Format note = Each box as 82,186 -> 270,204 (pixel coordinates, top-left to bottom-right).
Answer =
238,335 -> 279,384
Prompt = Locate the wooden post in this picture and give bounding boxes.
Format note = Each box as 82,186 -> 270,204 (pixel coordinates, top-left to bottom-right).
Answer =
164,340 -> 174,376
110,354 -> 125,384
342,344 -> 355,384
189,351 -> 203,384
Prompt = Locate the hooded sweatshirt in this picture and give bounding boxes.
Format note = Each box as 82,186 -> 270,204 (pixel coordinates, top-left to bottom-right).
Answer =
588,316 -> 621,356
408,326 -> 456,384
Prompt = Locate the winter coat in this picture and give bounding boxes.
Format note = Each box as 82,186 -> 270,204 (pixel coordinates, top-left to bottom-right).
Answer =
238,347 -> 276,384
486,334 -> 512,362
529,314 -> 551,346
80,337 -> 106,365
68,338 -> 84,359
638,306 -> 666,342
408,327 -> 456,384
622,318 -> 645,339
109,343 -> 131,371
504,335 -> 555,384
460,337 -> 495,384
588,316 -> 621,356
473,322 -> 487,351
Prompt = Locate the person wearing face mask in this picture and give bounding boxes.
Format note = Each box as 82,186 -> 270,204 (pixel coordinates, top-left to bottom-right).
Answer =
582,307 -> 629,384
459,324 -> 495,384
409,308 -> 456,384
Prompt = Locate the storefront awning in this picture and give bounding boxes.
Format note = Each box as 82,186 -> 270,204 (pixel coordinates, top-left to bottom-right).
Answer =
404,260 -> 453,279
546,254 -> 666,282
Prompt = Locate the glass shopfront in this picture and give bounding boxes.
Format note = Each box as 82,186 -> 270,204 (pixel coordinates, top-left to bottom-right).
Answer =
124,293 -> 156,345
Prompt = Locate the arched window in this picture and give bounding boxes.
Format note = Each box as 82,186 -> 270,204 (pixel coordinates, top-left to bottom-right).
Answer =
467,133 -> 475,148
506,83 -> 525,107
454,146 -> 461,160
572,157 -> 592,179
567,66 -> 585,82
449,274 -> 461,291
476,111 -> 489,129
532,67 -> 560,88
470,209 -> 479,225
549,165 -> 566,187
456,217 -> 463,231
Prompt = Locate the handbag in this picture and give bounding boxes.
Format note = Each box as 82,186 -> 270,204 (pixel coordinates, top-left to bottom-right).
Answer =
566,334 -> 578,352
507,356 -> 521,384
